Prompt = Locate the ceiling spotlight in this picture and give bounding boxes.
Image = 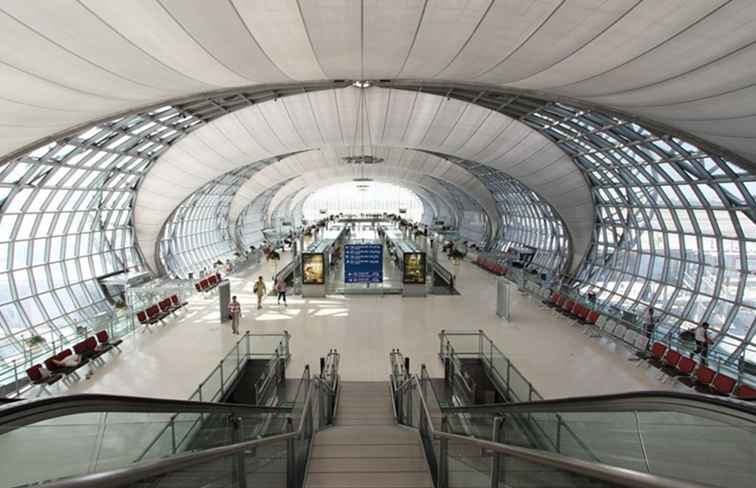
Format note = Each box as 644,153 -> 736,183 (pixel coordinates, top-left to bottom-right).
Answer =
352,80 -> 371,89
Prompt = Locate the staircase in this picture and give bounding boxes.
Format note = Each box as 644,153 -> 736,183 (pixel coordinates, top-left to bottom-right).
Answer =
304,381 -> 433,488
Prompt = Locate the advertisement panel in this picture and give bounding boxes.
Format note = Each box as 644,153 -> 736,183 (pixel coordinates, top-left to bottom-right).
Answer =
403,252 -> 426,284
344,244 -> 383,283
302,253 -> 325,284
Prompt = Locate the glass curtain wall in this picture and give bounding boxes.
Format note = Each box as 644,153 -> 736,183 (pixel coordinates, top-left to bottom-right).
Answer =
159,163 -> 272,279
236,183 -> 287,251
523,103 -> 756,363
0,106 -> 201,381
446,160 -> 569,273
302,181 -> 424,221
428,177 -> 490,247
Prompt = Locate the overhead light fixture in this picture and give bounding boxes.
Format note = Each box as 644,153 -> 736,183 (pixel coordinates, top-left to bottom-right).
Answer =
343,155 -> 384,165
353,177 -> 373,182
343,79 -> 383,172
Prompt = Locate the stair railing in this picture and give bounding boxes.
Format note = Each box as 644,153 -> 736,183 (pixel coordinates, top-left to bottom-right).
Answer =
395,373 -> 708,488
31,368 -> 332,488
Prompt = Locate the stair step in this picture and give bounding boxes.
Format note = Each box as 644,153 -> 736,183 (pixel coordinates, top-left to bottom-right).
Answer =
315,427 -> 419,445
309,457 -> 429,473
335,418 -> 395,426
303,381 -> 433,488
305,471 -> 433,488
310,444 -> 424,458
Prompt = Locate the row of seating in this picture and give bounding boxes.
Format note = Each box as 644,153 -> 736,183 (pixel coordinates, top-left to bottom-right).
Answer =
475,256 -> 507,275
136,294 -> 187,331
587,315 -> 651,356
194,273 -> 222,293
26,330 -> 122,396
540,290 -> 756,401
647,342 -> 756,400
548,292 -> 601,326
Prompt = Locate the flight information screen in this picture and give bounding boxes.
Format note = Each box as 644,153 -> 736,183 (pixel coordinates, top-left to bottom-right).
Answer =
344,244 -> 383,283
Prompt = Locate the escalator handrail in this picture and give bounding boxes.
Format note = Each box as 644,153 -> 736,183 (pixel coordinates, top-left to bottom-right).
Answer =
35,430 -> 299,488
438,390 -> 756,426
406,374 -> 707,488
438,430 -> 704,488
35,379 -> 322,488
0,393 -> 292,431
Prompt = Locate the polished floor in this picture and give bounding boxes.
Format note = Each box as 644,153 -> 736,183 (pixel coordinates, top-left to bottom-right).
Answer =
61,252 -> 678,400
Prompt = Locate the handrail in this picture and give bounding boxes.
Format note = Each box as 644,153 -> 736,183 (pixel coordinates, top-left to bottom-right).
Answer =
274,258 -> 296,282
439,390 -> 756,426
429,256 -> 454,286
34,430 -> 299,488
0,393 -> 290,432
436,431 -> 700,488
27,368 -> 332,488
400,374 -> 710,488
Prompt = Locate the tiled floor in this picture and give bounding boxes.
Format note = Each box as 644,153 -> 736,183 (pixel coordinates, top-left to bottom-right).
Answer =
62,252 -> 678,400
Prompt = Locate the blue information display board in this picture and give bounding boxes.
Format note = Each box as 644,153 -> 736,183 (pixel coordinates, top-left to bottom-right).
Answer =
344,244 -> 383,283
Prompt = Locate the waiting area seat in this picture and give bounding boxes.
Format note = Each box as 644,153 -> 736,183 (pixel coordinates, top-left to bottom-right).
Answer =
135,293 -> 187,332
194,273 -> 222,294
25,329 -> 122,396
474,256 -> 507,275
535,289 -> 756,402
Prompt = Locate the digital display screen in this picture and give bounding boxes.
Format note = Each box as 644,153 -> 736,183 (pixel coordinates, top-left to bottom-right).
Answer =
344,244 -> 383,283
302,253 -> 325,284
403,252 -> 426,284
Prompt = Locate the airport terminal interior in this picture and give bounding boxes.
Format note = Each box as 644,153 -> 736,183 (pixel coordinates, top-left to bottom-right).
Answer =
1,2 -> 756,488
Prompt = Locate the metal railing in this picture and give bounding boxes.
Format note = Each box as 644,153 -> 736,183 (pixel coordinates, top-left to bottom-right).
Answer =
31,370 -> 336,488
0,393 -> 292,488
392,374 -> 712,488
429,256 -> 455,290
136,331 -> 289,462
318,349 -> 340,426
439,330 -> 542,402
274,258 -> 297,285
437,331 -> 599,464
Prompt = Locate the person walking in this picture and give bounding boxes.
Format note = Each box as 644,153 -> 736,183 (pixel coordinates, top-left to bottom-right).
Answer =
695,321 -> 714,364
643,307 -> 657,340
253,276 -> 267,310
228,295 -> 241,335
276,276 -> 288,306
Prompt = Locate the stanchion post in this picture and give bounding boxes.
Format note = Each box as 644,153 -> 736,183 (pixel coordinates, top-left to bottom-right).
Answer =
439,416 -> 449,488
490,416 -> 503,488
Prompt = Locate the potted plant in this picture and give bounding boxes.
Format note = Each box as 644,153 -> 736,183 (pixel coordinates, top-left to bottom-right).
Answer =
24,335 -> 47,353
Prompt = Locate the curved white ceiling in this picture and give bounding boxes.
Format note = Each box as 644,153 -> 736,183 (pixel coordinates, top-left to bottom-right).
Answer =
229,147 -> 499,228
268,175 -> 459,224
133,86 -> 590,271
1,0 -> 755,165
262,166 -> 479,226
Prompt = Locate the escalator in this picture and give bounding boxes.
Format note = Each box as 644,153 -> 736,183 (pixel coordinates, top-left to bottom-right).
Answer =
0,393 -> 294,488
0,350 -> 338,488
395,364 -> 756,488
3,346 -> 755,488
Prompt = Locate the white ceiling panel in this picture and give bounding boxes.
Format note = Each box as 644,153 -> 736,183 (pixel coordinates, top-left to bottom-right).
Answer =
0,0 -> 753,278
0,1 -> 754,164
134,86 -> 590,271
